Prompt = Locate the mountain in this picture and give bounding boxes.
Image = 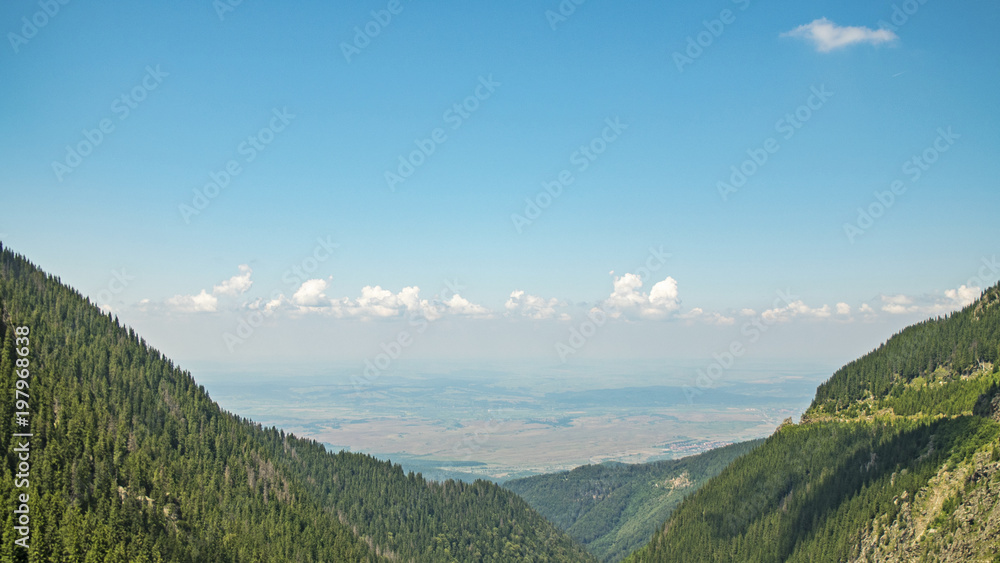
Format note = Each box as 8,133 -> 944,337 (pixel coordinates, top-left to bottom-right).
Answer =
0,244 -> 594,562
627,285 -> 1000,562
505,440 -> 762,562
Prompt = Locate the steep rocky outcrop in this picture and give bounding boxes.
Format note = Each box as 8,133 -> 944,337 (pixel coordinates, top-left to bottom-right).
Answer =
854,451 -> 1000,562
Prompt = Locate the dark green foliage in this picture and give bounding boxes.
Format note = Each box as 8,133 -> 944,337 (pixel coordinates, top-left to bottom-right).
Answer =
627,418 -> 999,562
505,441 -> 761,562
627,283 -> 1000,562
0,244 -> 594,562
878,371 -> 1000,417
973,381 -> 1000,419
812,284 -> 1000,413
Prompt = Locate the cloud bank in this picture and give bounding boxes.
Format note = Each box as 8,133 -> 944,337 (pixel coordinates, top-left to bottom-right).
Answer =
148,265 -> 986,329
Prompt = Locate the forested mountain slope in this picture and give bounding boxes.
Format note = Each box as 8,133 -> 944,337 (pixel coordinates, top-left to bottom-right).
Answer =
505,440 -> 762,562
0,244 -> 594,562
627,285 -> 1000,562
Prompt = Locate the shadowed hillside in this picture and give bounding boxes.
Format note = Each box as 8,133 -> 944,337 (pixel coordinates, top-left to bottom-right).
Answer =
506,440 -> 762,562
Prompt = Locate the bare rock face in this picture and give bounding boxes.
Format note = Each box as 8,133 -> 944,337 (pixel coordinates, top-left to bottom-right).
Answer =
973,384 -> 1000,422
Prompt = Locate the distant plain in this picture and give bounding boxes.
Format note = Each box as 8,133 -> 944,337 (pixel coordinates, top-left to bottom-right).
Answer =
193,360 -> 835,481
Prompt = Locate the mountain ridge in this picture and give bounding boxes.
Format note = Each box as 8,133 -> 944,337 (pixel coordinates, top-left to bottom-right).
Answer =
0,243 -> 594,562
627,284 -> 1000,562
505,440 -> 763,562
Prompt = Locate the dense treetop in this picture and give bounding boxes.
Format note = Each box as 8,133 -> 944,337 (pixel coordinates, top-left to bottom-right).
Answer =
0,243 -> 594,562
506,440 -> 761,562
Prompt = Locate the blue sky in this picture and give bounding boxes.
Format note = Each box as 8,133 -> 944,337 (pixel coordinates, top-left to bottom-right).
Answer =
1,0 -> 999,369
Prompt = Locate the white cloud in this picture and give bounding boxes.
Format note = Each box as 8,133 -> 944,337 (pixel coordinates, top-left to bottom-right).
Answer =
278,281 -> 492,320
247,294 -> 289,314
213,264 -> 253,296
293,279 -> 332,308
601,273 -> 681,320
761,301 -> 832,323
150,265 -> 986,331
649,278 -> 680,310
678,307 -> 735,326
945,285 -> 980,308
881,285 -> 981,315
349,285 -> 408,317
163,265 -> 254,313
166,289 -> 218,313
859,303 -> 878,322
346,285 -> 447,319
782,18 -> 898,52
440,293 -> 492,318
505,290 -> 566,320
880,294 -> 914,315
605,274 -> 645,310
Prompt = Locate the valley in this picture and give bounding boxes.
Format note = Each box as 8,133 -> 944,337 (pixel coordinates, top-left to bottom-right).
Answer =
194,361 -> 833,481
